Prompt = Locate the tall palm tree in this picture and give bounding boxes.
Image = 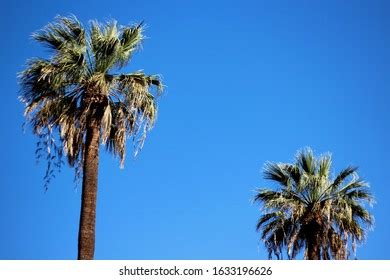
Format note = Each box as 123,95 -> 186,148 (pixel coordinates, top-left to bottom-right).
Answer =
254,148 -> 374,260
19,16 -> 163,259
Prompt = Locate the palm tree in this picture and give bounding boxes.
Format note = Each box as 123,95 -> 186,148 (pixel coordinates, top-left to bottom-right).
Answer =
19,16 -> 163,259
254,148 -> 374,260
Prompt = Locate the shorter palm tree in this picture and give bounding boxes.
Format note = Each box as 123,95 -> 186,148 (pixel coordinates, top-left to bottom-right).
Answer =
254,148 -> 374,260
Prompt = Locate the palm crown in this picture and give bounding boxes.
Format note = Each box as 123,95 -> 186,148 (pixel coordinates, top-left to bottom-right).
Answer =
20,15 -> 162,184
254,148 -> 374,260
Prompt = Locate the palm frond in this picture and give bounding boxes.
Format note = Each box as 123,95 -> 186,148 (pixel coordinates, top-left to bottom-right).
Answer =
296,148 -> 316,175
318,153 -> 331,179
90,21 -> 144,72
330,166 -> 358,190
33,15 -> 85,50
263,162 -> 291,187
117,22 -> 144,66
33,15 -> 87,81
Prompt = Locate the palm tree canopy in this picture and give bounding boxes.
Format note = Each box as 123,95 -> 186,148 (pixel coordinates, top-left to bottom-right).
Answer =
254,148 -> 374,260
19,16 -> 163,187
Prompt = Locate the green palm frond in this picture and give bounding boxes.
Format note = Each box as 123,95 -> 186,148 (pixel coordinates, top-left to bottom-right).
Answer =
330,166 -> 358,190
90,20 -> 144,73
318,153 -> 331,179
118,22 -> 144,66
33,15 -> 86,51
283,164 -> 301,188
296,148 -> 316,175
263,162 -> 291,187
33,15 -> 87,80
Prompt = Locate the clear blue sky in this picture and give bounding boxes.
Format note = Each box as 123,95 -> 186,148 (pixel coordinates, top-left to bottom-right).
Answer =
0,0 -> 389,259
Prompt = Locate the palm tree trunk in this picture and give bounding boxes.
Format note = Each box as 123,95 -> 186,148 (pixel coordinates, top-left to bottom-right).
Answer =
78,122 -> 100,260
306,222 -> 321,260
307,237 -> 321,260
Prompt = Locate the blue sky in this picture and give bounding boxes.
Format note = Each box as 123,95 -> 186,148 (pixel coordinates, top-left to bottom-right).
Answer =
0,0 -> 389,259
